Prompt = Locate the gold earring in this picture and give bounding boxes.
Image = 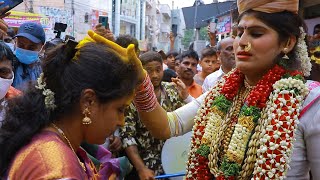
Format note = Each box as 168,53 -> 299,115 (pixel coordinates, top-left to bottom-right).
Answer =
244,42 -> 251,52
282,48 -> 289,60
82,107 -> 92,125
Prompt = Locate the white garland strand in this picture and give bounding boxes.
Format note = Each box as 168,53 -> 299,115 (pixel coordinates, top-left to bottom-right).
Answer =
252,78 -> 309,179
35,73 -> 57,110
296,27 -> 312,77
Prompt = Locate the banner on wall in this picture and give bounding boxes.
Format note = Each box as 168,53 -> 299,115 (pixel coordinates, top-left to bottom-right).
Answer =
216,15 -> 231,35
4,11 -> 51,29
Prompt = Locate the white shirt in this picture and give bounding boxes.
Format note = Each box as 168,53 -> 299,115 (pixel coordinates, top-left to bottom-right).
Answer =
202,67 -> 224,93
163,63 -> 168,70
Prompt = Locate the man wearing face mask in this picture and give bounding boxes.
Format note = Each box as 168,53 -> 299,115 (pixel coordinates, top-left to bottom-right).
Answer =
0,41 -> 21,124
13,22 -> 45,90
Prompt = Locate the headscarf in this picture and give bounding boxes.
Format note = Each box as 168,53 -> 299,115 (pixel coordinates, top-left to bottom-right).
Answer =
237,0 -> 299,15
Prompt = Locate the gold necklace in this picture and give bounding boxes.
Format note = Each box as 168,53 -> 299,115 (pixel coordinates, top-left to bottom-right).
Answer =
244,79 -> 255,91
51,123 -> 86,172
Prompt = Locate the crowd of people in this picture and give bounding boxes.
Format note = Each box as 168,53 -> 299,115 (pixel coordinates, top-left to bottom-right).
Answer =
0,0 -> 319,179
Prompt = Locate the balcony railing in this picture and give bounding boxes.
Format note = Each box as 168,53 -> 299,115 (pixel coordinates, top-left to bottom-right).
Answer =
160,4 -> 171,18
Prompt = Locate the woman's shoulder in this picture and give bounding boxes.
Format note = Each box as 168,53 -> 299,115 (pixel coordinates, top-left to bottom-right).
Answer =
8,131 -> 84,179
303,80 -> 320,106
298,81 -> 320,129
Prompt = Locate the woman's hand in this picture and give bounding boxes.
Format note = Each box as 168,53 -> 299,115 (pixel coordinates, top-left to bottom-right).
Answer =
137,167 -> 155,180
86,30 -> 146,83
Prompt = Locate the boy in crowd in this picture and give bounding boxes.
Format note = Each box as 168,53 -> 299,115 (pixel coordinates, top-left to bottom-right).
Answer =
193,47 -> 219,86
165,50 -> 178,72
120,51 -> 185,180
203,37 -> 235,92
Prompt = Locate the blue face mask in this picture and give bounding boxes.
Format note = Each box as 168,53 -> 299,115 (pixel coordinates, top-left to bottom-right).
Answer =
15,47 -> 39,65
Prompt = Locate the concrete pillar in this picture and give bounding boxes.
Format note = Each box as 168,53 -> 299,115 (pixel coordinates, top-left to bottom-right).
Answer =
107,0 -> 113,32
114,0 -> 121,36
141,0 -> 146,40
136,0 -> 141,39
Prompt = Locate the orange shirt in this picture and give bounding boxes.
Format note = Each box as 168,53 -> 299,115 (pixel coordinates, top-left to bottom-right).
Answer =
5,86 -> 22,99
188,81 -> 202,98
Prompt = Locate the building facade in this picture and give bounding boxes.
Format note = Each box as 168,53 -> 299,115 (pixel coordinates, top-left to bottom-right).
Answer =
171,8 -> 186,52
9,0 -> 184,52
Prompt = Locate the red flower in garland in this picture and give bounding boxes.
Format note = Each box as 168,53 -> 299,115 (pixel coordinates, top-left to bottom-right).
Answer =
186,65 -> 292,180
246,65 -> 286,109
289,70 -> 303,77
220,69 -> 244,100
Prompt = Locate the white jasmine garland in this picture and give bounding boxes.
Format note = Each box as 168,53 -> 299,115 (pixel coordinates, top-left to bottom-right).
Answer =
252,77 -> 308,180
186,72 -> 228,178
226,124 -> 251,163
35,73 -> 57,110
202,112 -> 222,144
296,27 -> 312,77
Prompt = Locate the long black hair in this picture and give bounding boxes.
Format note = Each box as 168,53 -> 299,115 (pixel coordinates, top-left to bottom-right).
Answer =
0,42 -> 139,176
238,10 -> 306,70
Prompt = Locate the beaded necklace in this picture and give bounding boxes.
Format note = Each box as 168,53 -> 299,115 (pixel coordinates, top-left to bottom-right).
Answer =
51,123 -> 86,172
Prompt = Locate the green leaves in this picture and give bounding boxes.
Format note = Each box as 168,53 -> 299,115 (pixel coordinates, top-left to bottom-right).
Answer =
212,95 -> 232,114
220,158 -> 241,177
240,105 -> 261,122
196,144 -> 210,158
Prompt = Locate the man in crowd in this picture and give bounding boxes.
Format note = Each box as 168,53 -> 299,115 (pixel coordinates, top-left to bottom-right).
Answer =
202,37 -> 235,92
13,22 -> 45,90
193,47 -> 219,86
313,24 -> 320,39
0,41 -> 21,124
309,24 -> 320,82
174,50 -> 202,98
120,51 -> 185,179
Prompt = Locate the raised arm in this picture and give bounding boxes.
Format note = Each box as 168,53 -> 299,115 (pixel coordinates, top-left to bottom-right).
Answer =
134,76 -> 207,139
86,30 -> 204,140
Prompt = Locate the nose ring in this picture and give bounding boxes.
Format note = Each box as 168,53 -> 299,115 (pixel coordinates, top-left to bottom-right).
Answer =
244,42 -> 251,52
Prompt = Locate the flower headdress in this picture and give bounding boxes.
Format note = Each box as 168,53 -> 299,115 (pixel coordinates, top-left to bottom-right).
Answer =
35,73 -> 57,110
296,27 -> 312,77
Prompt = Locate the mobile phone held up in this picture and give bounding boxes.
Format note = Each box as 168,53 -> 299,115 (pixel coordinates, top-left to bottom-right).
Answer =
99,16 -> 109,29
0,0 -> 23,15
209,17 -> 218,33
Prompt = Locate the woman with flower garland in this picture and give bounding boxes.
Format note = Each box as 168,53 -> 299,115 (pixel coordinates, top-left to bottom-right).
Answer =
0,37 -> 140,179
83,0 -> 319,180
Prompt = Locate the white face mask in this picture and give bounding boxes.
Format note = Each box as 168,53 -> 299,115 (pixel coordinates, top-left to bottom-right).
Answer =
0,73 -> 14,100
